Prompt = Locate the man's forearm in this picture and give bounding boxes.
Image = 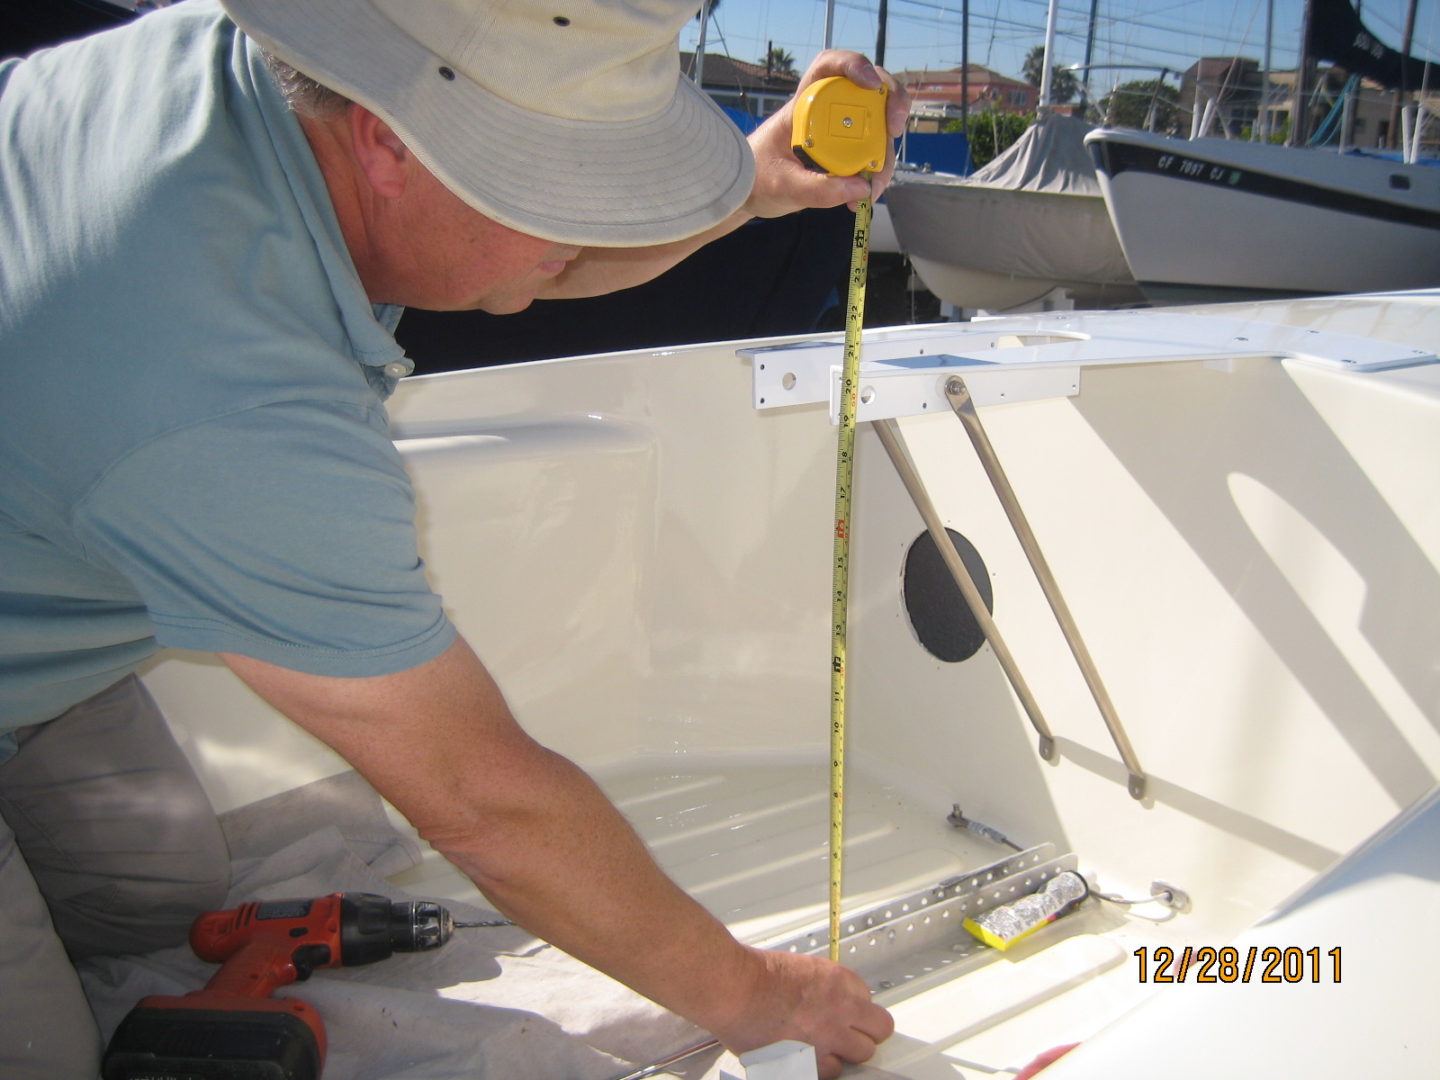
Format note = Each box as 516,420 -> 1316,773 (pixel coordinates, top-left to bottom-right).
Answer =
420,739 -> 766,1035
221,641 -> 761,1037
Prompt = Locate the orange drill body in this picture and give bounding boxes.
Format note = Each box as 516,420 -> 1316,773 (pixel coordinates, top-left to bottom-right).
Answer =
103,892 -> 458,1080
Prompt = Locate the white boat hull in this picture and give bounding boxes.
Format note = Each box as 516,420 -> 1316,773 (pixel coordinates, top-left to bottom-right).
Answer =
1088,129 -> 1440,300
115,292 -> 1440,1078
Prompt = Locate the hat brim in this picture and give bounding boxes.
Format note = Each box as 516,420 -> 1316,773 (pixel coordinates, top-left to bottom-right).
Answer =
222,0 -> 756,248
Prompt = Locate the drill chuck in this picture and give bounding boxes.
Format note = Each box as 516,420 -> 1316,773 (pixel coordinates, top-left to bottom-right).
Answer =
339,893 -> 454,963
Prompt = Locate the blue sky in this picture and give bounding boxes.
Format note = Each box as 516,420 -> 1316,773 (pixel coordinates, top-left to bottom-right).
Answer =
681,0 -> 1437,95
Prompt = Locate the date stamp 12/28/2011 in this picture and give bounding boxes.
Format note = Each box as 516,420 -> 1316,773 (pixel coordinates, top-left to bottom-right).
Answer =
1135,945 -> 1341,984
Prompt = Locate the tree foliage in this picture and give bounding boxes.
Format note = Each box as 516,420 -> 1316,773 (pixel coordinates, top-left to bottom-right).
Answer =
762,45 -> 797,76
1095,79 -> 1181,132
1021,45 -> 1079,105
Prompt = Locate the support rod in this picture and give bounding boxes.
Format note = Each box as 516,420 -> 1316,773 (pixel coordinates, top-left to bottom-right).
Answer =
874,420 -> 1056,763
941,378 -> 1147,800
609,1037 -> 720,1080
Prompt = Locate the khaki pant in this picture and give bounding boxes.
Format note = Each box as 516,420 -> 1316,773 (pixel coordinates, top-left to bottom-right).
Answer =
0,676 -> 231,1079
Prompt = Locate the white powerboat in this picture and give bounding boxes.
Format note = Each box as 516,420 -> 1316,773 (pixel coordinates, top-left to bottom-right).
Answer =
1087,127 -> 1440,302
94,290 -> 1440,1078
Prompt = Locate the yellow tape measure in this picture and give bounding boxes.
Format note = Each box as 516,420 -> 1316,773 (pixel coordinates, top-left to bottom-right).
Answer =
792,76 -> 887,962
792,76 -> 890,177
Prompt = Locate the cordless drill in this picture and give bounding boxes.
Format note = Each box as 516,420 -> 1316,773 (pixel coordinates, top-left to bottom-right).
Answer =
101,892 -> 468,1080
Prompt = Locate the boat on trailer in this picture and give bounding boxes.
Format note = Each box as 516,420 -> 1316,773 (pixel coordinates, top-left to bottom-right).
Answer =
118,289 -> 1439,1078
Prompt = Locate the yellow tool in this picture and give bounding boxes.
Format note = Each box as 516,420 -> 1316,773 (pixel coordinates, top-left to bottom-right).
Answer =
792,75 -> 887,962
791,76 -> 890,177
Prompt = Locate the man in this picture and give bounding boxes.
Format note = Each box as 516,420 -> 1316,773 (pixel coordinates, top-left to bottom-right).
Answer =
0,1 -> 909,1076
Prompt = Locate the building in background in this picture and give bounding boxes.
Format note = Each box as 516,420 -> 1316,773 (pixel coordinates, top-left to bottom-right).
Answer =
681,51 -> 798,128
896,66 -> 1039,128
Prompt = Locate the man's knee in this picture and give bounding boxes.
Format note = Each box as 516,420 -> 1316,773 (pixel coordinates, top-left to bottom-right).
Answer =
0,675 -> 233,959
54,824 -> 232,959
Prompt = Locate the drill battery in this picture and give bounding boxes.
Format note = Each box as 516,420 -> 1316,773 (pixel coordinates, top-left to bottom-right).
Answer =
102,1000 -> 321,1080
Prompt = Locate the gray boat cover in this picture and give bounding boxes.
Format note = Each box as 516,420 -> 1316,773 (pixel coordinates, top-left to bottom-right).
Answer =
886,113 -> 1133,303
963,112 -> 1105,195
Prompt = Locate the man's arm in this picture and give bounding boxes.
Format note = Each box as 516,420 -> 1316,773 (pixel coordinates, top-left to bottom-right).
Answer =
220,637 -> 893,1077
539,50 -> 912,301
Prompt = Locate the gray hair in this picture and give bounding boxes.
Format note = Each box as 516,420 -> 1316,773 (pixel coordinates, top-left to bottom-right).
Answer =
262,52 -> 351,120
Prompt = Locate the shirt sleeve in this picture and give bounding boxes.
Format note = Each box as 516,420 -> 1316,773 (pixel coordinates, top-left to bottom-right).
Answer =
72,398 -> 456,677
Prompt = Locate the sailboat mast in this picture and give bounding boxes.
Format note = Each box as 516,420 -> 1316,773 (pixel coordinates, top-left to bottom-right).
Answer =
1260,0 -> 1273,140
1388,0 -> 1420,149
1039,0 -> 1060,111
1079,0 -> 1100,116
876,0 -> 888,67
962,0 -> 970,131
693,0 -> 710,88
1291,0 -> 1314,145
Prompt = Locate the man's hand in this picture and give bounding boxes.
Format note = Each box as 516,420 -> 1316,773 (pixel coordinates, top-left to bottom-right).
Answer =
718,948 -> 895,1078
744,50 -> 912,219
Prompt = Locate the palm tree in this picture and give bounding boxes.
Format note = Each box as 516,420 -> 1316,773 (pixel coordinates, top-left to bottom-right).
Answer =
763,44 -> 797,78
1022,44 -> 1079,105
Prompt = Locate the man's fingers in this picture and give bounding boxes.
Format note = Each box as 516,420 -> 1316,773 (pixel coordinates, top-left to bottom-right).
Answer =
855,1000 -> 897,1045
837,1024 -> 883,1064
882,69 -> 912,135
817,1007 -> 894,1075
815,1024 -> 884,1079
796,48 -> 878,89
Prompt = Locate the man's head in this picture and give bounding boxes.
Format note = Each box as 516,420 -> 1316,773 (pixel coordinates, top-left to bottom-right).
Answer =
221,0 -> 755,249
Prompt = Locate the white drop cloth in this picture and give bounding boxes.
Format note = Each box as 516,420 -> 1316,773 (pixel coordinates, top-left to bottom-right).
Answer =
79,772 -> 717,1080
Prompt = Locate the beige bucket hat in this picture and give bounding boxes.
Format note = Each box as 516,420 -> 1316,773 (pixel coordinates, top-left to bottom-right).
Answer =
220,0 -> 756,247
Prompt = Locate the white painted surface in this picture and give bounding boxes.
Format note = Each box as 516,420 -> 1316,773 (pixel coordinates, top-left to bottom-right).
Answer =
141,291 -> 1440,1076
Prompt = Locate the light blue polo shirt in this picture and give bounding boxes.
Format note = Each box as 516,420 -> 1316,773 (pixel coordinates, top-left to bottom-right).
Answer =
0,1 -> 457,752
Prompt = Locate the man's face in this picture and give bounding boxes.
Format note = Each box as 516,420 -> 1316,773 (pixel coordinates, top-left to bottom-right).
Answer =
386,166 -> 582,313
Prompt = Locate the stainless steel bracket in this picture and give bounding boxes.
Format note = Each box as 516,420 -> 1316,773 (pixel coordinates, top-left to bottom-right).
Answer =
745,308 -> 1437,422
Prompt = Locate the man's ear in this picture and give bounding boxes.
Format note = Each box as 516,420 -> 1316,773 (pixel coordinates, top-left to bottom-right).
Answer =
348,105 -> 411,199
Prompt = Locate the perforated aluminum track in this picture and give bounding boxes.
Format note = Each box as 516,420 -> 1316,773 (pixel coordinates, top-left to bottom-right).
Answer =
760,842 -> 1079,994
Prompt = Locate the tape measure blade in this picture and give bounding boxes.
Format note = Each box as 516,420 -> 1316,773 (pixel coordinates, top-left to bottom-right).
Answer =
828,188 -> 872,963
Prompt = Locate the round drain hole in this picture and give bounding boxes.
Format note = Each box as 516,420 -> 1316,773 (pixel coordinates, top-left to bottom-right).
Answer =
902,528 -> 992,662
